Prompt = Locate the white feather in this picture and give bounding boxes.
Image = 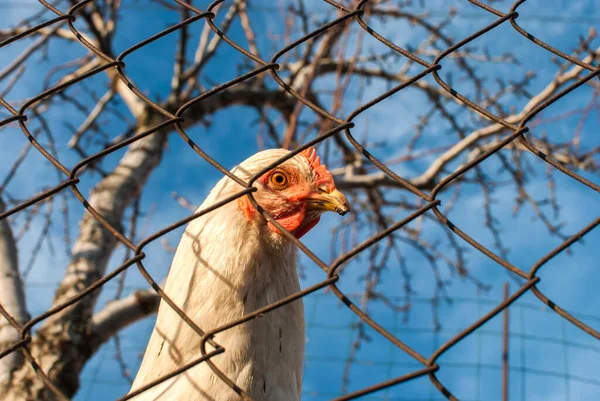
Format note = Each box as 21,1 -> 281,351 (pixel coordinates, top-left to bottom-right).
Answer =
128,149 -> 307,401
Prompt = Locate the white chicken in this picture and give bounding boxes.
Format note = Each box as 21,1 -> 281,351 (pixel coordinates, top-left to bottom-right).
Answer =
128,148 -> 349,401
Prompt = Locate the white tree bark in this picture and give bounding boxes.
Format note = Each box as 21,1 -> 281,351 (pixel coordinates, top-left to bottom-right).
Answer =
91,289 -> 159,346
0,198 -> 29,388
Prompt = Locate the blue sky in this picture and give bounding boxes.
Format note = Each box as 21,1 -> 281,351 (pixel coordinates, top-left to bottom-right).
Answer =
1,1 -> 600,400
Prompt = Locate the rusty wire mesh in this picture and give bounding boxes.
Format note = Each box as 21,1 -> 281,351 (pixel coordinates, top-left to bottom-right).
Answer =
1,0 -> 599,400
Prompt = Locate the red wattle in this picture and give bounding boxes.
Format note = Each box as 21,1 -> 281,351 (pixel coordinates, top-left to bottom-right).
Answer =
267,204 -> 306,235
294,216 -> 321,239
238,196 -> 321,239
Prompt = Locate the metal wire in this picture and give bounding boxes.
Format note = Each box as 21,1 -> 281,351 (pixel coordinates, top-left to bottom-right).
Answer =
0,0 -> 599,400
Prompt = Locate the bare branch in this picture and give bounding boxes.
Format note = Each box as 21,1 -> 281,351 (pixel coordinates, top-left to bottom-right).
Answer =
181,1 -> 240,98
90,289 -> 159,347
334,47 -> 600,191
67,88 -> 116,149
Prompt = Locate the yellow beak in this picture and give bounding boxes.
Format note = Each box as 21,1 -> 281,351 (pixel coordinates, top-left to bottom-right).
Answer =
306,187 -> 350,216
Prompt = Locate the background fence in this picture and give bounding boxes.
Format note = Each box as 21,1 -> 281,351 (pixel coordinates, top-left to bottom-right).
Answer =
70,292 -> 600,401
1,1 -> 599,400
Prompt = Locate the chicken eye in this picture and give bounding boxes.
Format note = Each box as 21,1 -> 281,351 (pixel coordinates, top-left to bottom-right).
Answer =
269,171 -> 289,188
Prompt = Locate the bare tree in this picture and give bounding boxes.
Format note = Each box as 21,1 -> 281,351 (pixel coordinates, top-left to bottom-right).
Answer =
0,0 -> 599,400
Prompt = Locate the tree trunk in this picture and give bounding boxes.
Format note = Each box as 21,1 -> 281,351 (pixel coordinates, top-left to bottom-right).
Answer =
2,111 -> 167,401
0,198 -> 29,390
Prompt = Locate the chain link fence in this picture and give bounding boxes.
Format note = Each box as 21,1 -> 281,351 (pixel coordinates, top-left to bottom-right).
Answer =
1,0 -> 599,400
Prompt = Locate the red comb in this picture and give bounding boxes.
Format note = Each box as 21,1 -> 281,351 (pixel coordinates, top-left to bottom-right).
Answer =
301,147 -> 321,169
301,146 -> 334,189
